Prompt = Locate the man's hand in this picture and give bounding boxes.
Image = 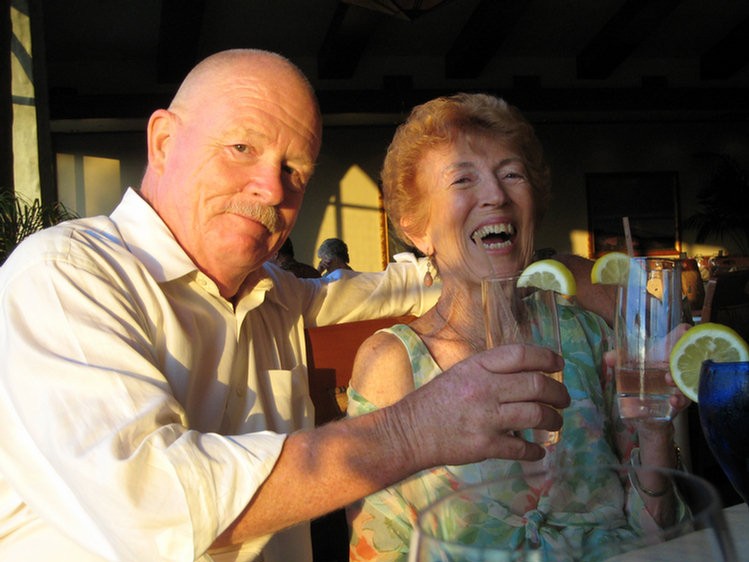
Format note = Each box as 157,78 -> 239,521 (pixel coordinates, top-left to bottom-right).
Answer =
382,343 -> 569,469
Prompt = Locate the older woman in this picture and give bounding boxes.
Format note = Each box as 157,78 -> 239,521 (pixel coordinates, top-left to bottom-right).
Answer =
346,93 -> 689,561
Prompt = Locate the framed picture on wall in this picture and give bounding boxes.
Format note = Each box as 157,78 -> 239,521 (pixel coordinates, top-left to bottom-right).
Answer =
586,171 -> 681,257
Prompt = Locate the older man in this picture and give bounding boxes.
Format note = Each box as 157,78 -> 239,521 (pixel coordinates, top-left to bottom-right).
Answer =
0,50 -> 568,562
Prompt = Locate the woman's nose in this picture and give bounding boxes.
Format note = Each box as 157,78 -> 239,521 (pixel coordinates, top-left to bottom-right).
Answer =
480,176 -> 508,207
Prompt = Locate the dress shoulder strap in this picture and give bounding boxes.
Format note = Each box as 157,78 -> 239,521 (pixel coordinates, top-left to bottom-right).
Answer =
378,323 -> 442,389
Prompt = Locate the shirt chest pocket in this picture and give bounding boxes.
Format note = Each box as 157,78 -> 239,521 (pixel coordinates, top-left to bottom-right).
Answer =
265,364 -> 315,433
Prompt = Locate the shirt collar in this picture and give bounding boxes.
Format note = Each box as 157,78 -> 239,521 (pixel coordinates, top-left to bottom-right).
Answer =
110,189 -> 289,312
110,188 -> 198,283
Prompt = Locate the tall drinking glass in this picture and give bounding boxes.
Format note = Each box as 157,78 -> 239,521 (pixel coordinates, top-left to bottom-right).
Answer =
408,464 -> 736,562
482,274 -> 563,446
698,360 -> 749,506
614,258 -> 682,421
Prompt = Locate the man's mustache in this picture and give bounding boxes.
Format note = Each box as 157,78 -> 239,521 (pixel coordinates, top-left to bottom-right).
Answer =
224,202 -> 284,233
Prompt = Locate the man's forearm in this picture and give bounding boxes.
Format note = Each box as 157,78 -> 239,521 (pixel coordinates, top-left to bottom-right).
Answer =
212,405 -> 417,547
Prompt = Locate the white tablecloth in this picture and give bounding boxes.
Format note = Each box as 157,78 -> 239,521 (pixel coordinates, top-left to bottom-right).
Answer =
613,502 -> 748,561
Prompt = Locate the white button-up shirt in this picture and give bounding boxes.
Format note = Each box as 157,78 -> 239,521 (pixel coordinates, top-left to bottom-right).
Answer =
0,188 -> 437,562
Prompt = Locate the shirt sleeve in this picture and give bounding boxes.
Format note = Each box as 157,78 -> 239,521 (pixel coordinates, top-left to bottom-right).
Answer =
0,250 -> 285,561
299,254 -> 442,327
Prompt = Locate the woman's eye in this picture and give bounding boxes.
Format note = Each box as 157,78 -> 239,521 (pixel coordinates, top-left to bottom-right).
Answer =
451,175 -> 473,187
501,170 -> 526,182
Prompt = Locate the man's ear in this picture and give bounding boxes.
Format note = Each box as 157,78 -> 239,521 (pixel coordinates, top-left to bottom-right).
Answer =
147,109 -> 176,175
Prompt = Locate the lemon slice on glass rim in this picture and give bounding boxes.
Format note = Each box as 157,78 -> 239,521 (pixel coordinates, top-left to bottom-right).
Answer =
591,252 -> 630,285
517,259 -> 577,296
669,322 -> 749,403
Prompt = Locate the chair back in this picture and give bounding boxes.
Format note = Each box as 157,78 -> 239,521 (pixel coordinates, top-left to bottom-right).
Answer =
305,315 -> 415,425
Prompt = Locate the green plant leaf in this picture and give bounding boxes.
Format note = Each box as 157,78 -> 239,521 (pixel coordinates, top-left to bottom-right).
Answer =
0,191 -> 78,265
685,153 -> 749,255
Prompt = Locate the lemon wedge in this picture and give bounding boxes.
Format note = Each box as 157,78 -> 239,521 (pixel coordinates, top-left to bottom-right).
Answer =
518,259 -> 577,296
591,252 -> 630,285
669,322 -> 749,402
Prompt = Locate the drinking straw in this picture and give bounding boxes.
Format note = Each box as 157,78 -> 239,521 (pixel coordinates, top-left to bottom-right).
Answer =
622,216 -> 635,257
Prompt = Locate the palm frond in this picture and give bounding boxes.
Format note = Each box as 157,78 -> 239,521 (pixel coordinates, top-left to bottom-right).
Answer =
0,191 -> 78,265
685,153 -> 749,255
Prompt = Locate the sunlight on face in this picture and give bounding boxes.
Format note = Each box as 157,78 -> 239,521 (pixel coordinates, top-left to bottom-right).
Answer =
413,131 -> 536,283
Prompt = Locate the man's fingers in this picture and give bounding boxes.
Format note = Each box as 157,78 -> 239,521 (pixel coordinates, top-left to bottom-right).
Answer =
480,403 -> 564,462
480,344 -> 564,376
398,346 -> 573,469
495,401 -> 565,433
478,370 -> 570,411
490,433 -> 546,462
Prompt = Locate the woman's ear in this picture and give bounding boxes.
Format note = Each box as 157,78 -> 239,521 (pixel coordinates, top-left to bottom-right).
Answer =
147,109 -> 176,175
401,216 -> 433,257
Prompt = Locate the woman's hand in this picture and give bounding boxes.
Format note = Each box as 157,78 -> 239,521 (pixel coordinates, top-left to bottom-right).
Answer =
604,322 -> 693,422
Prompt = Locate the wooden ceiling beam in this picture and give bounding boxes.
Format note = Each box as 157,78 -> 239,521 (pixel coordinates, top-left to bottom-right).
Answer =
317,3 -> 382,80
577,0 -> 682,80
445,0 -> 528,79
47,86 -> 749,121
156,0 -> 205,85
700,15 -> 749,80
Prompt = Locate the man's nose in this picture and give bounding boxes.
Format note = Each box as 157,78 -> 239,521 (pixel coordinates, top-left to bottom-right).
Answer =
247,162 -> 285,207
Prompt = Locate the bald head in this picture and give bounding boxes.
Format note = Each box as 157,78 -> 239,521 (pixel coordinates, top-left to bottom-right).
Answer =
169,49 -> 321,137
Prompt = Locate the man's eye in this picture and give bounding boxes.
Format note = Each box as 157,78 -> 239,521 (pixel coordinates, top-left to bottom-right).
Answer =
233,144 -> 250,153
282,164 -> 308,191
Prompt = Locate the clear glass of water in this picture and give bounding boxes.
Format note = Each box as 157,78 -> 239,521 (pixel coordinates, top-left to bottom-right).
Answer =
614,258 -> 682,421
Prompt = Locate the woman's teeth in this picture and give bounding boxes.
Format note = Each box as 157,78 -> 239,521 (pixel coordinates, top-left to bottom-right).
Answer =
471,223 -> 516,249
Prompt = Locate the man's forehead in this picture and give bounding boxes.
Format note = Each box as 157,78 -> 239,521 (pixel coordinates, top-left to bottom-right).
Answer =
205,91 -> 319,152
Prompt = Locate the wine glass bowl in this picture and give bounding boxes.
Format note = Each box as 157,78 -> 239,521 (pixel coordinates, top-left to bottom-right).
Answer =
408,464 -> 735,561
698,360 -> 749,506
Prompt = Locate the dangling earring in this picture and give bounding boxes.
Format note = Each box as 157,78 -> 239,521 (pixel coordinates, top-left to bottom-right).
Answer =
424,255 -> 435,287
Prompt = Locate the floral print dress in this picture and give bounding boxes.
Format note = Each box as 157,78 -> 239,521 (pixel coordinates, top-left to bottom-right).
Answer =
347,306 -> 672,562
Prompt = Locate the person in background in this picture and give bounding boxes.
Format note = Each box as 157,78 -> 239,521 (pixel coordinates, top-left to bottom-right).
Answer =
0,50 -> 570,562
270,237 -> 321,278
346,93 -> 689,561
317,237 -> 354,276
